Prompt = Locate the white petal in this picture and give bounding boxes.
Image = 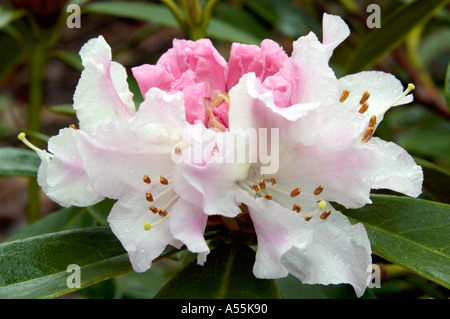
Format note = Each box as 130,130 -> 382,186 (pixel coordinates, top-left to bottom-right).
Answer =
322,13 -> 350,58
236,190 -> 313,279
107,187 -> 183,273
169,198 -> 209,259
338,71 -> 414,125
74,36 -> 135,132
364,137 -> 423,197
281,205 -> 372,298
37,128 -> 104,207
76,89 -> 185,199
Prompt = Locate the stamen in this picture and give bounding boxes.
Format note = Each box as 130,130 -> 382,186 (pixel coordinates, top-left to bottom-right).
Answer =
361,127 -> 375,143
149,206 -> 158,214
264,193 -> 272,200
143,175 -> 151,184
292,204 -> 301,213
368,115 -> 377,128
145,192 -> 153,202
174,146 -> 183,156
314,185 -> 324,196
359,91 -> 371,105
270,178 -> 276,185
143,214 -> 170,231
160,176 -> 169,185
375,83 -> 415,118
18,132 -> 52,156
320,210 -> 332,220
252,182 -> 260,192
290,188 -> 301,197
358,102 -> 369,114
300,200 -> 327,220
339,89 -> 350,103
69,124 -> 78,130
304,216 -> 312,221
259,178 -> 266,190
158,209 -> 168,217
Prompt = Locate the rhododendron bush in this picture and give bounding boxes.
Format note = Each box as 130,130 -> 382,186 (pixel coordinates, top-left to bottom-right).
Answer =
0,0 -> 449,301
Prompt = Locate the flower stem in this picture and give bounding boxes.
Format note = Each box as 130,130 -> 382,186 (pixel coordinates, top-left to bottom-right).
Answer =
26,33 -> 49,224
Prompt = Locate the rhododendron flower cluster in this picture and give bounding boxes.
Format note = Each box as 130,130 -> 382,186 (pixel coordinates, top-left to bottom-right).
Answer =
21,13 -> 423,297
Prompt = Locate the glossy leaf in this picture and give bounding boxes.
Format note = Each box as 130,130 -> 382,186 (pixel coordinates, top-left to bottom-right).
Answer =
47,104 -> 76,116
154,242 -> 282,299
0,147 -> 40,177
0,6 -> 25,30
84,1 -> 262,44
338,194 -> 450,288
3,206 -> 97,243
345,0 -> 450,74
0,227 -> 132,298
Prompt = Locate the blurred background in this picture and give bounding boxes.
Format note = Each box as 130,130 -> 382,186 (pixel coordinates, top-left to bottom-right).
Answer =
0,0 -> 449,298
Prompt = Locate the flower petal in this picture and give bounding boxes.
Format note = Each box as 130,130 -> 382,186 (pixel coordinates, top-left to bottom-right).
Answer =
363,137 -> 423,197
107,189 -> 183,273
338,71 -> 414,125
281,205 -> 372,298
235,190 -> 313,278
76,89 -> 185,199
73,36 -> 135,132
37,128 -> 104,207
169,198 -> 210,264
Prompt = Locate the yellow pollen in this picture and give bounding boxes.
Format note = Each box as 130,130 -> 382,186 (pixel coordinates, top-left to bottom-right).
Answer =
320,210 -> 332,220
314,185 -> 324,196
160,176 -> 169,185
358,102 -> 369,114
143,222 -> 151,231
359,91 -> 370,105
264,193 -> 272,200
146,192 -> 153,202
339,89 -> 350,103
259,178 -> 266,190
143,175 -> 151,184
292,204 -> 301,213
149,206 -> 158,214
361,127 -> 375,143
290,188 -> 301,197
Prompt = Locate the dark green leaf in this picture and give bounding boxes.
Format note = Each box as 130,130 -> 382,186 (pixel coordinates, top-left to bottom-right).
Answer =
345,0 -> 450,74
0,227 -> 131,298
0,6 -> 26,30
47,104 -> 76,116
0,147 -> 40,178
154,242 -> 282,299
3,206 -> 97,243
84,1 -> 262,44
338,194 -> 450,288
50,50 -> 83,71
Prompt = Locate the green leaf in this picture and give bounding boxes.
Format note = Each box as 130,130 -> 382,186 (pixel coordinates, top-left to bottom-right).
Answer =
0,227 -> 131,298
0,6 -> 25,30
47,103 -> 76,116
0,147 -> 40,178
84,1 -> 262,44
338,194 -> 450,288
154,242 -> 282,299
3,206 -> 97,243
50,50 -> 83,71
345,0 -> 450,74
445,61 -> 450,109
